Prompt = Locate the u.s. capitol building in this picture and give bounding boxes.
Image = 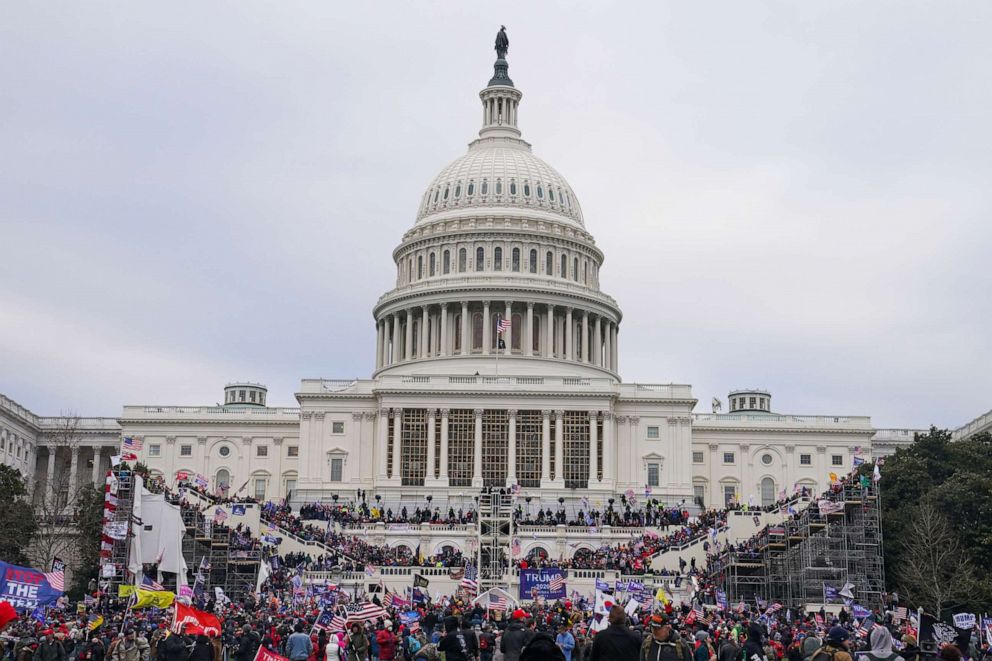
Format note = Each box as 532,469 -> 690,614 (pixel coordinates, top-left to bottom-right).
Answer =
10,36 -> 977,520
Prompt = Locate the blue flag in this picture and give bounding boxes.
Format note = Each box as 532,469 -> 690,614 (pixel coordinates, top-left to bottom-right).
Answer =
231,504 -> 246,516
31,606 -> 46,624
0,561 -> 64,611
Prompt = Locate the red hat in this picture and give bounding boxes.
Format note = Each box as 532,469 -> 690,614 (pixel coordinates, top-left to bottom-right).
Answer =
43,629 -> 54,636
512,609 -> 527,620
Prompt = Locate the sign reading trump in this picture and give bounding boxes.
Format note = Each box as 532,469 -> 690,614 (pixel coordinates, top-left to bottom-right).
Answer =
519,569 -> 566,600
0,562 -> 64,611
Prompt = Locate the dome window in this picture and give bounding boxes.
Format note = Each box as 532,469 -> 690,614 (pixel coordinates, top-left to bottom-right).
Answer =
458,248 -> 467,272
523,183 -> 531,197
545,251 -> 553,275
494,247 -> 503,271
443,250 -> 451,274
433,189 -> 439,204
495,180 -> 502,195
467,182 -> 475,196
475,247 -> 485,272
563,191 -> 570,208
509,181 -> 517,196
537,185 -> 544,199
454,183 -> 461,198
511,247 -> 520,272
481,180 -> 489,195
443,186 -> 450,200
429,253 -> 436,276
529,249 -> 538,273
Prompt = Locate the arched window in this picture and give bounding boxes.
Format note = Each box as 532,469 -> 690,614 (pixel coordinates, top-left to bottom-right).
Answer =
467,181 -> 474,196
443,250 -> 450,274
532,316 -> 541,353
407,258 -> 412,282
509,181 -> 517,196
546,251 -> 553,275
494,180 -> 501,195
511,313 -> 522,351
454,183 -> 461,198
443,185 -> 449,200
761,477 -> 776,507
475,247 -> 485,272
523,182 -> 531,197
511,248 -> 520,272
429,253 -> 436,276
583,261 -> 588,284
417,255 -> 423,279
412,320 -> 420,357
494,247 -> 502,271
433,189 -> 439,204
549,188 -> 555,202
472,313 -> 483,350
573,257 -> 579,281
537,184 -> 544,199
560,254 -> 567,278
458,248 -> 467,272
215,469 -> 230,493
529,249 -> 537,273
454,314 -> 462,351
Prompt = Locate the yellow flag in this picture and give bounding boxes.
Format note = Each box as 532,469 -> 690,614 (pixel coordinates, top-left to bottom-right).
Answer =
133,589 -> 176,609
655,587 -> 670,606
829,472 -> 838,482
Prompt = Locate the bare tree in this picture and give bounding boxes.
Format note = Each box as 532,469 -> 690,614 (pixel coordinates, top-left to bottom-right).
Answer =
895,497 -> 978,615
30,413 -> 85,570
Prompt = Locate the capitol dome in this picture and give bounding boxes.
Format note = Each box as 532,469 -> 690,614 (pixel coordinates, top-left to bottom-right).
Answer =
371,36 -> 622,380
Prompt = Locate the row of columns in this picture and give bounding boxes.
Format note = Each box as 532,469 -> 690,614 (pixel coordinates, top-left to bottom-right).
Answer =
376,408 -> 613,489
375,301 -> 619,372
42,445 -> 112,505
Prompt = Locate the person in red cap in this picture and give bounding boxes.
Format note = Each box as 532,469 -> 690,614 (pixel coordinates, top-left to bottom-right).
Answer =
501,610 -> 533,661
0,601 -> 17,631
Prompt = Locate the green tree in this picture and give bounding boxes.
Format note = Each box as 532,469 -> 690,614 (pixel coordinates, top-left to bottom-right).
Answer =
68,484 -> 105,597
0,465 -> 39,564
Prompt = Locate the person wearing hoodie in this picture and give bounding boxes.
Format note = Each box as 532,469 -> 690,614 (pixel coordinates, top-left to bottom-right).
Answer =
855,628 -> 904,661
742,625 -> 767,661
717,631 -> 740,661
639,614 -> 690,661
808,628 -> 853,661
800,637 -> 822,661
501,612 -> 533,661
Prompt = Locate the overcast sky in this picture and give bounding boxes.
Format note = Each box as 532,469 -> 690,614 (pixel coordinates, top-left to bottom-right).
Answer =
2,3 -> 989,429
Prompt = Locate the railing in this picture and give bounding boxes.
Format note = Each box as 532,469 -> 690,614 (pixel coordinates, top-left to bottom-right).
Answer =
132,406 -> 300,416
953,409 -> 992,440
373,275 -> 621,309
692,413 -> 872,426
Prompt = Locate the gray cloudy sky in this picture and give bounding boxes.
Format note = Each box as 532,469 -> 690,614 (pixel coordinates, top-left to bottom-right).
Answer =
2,2 -> 989,429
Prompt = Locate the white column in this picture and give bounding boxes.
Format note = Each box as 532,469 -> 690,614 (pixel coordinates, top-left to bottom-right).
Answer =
68,446 -> 79,498
504,301 -> 512,352
482,301 -> 491,355
588,411 -> 598,487
602,413 -> 614,487
392,409 -> 403,482
91,446 -> 103,484
546,304 -> 555,358
404,310 -> 414,361
420,307 -> 428,358
604,321 -> 612,371
582,312 -> 589,363
552,411 -> 565,488
611,323 -> 619,372
565,308 -> 573,360
507,410 -> 517,484
541,410 -> 551,485
594,316 -> 602,367
461,302 -> 470,355
392,315 -> 401,365
472,409 -> 483,487
439,410 -> 450,483
525,303 -> 534,356
46,448 -> 56,505
425,409 -> 437,485
377,409 -> 389,479
375,321 -> 383,368
440,304 -> 448,357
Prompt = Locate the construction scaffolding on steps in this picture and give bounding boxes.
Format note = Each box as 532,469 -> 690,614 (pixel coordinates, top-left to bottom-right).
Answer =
104,469 -> 136,594
477,491 -> 513,591
179,503 -> 261,600
712,479 -> 885,608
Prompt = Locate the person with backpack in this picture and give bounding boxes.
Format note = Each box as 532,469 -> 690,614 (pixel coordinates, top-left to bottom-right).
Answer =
855,628 -> 903,661
808,628 -> 853,661
477,625 -> 495,661
438,617 -> 470,661
694,631 -> 716,661
800,636 -> 822,661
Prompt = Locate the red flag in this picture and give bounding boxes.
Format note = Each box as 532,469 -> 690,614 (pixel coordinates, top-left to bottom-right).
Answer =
172,602 -> 222,636
254,647 -> 289,661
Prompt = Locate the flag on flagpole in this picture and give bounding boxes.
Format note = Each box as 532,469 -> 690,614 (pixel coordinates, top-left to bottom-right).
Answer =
123,436 -> 143,451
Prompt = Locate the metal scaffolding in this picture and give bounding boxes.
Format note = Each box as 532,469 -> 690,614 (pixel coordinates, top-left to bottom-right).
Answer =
477,491 -> 513,591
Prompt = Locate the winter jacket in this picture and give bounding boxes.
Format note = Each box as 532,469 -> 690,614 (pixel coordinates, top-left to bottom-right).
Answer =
500,622 -> 532,661
156,636 -> 188,661
590,624 -> 640,661
374,631 -> 396,661
110,639 -> 149,661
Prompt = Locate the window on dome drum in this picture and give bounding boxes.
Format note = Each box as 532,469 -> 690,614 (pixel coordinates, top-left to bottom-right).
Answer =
800,453 -> 811,465
443,250 -> 450,274
443,186 -> 449,200
467,182 -> 474,196
529,249 -> 537,273
545,251 -> 553,275
832,455 -> 843,466
417,256 -> 423,279
573,257 -> 579,281
453,314 -> 462,351
523,183 -> 530,197
560,254 -> 567,278
549,188 -> 555,202
482,409 -> 509,487
537,185 -> 543,199
494,247 -> 502,271
180,445 -> 192,457
288,446 -> 299,457
511,314 -> 522,351
330,458 -> 343,482
433,189 -> 439,204
476,247 -> 485,272
646,426 -> 659,440
250,390 -> 256,403
494,180 -> 500,194
532,316 -> 541,353
583,262 -> 588,284
429,253 -> 436,276
647,463 -> 660,487
759,397 -> 766,410
563,411 -> 591,489
256,446 -> 268,457
564,191 -> 570,208
458,248 -> 467,272
401,408 -> 427,486
723,452 -> 735,464
447,409 -> 474,487
516,410 -> 542,488
509,181 -> 517,195
512,248 -> 520,272
454,183 -> 461,198
481,180 -> 488,194
472,313 -> 483,350
692,451 -> 704,463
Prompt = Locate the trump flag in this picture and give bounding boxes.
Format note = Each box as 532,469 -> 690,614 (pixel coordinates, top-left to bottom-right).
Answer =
0,562 -> 65,611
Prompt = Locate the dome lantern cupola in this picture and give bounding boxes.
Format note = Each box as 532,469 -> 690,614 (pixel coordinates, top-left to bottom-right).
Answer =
479,27 -> 521,140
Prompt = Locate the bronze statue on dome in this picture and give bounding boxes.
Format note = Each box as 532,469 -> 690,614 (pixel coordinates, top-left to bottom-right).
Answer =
495,26 -> 509,59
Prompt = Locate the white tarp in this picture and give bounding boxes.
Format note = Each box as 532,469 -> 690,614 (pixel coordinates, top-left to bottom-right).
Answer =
128,475 -> 188,587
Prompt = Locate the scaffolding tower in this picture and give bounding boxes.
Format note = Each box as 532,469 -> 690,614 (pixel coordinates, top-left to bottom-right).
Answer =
105,469 -> 136,594
715,479 -> 885,608
477,491 -> 513,591
179,502 -> 261,600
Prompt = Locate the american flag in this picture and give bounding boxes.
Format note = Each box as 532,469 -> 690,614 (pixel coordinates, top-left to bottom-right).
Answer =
699,612 -> 715,626
766,602 -> 783,614
364,565 -> 376,577
43,570 -> 65,592
123,436 -> 143,451
213,507 -> 228,524
460,563 -> 478,593
892,607 -> 908,622
346,602 -> 386,623
140,575 -> 165,591
688,606 -> 704,623
497,316 -> 511,333
487,592 -> 509,611
549,574 -> 566,592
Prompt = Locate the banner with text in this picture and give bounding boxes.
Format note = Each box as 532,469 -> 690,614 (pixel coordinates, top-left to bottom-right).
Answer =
519,569 -> 566,600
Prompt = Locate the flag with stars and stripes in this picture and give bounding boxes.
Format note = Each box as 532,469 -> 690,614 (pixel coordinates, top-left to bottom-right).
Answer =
460,563 -> 478,594
550,574 -> 566,593
487,592 -> 509,611
140,575 -> 165,591
122,436 -> 143,451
